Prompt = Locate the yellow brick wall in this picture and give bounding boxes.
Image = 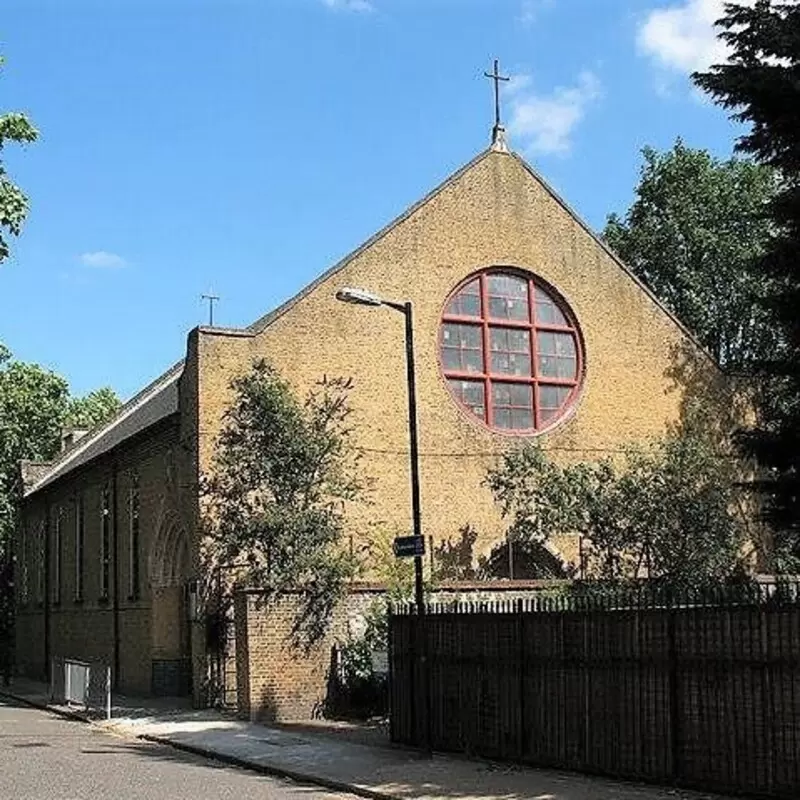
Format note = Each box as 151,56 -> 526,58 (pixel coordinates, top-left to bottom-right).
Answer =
195,149 -> 721,572
235,589 -> 381,722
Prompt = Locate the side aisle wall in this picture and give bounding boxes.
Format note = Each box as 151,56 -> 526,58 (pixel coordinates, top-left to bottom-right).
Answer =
14,419 -> 190,695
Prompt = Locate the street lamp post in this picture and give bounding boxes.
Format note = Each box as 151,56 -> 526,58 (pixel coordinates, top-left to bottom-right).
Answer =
335,286 -> 431,753
335,287 -> 425,614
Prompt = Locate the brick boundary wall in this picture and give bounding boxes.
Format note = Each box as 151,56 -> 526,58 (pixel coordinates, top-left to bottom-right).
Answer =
234,587 -> 382,721
234,580 -> 571,722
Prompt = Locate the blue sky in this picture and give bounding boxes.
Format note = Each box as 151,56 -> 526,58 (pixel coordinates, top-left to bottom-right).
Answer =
1,0 -> 744,400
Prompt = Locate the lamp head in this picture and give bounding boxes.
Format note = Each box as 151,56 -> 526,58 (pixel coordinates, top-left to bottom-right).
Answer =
335,287 -> 385,307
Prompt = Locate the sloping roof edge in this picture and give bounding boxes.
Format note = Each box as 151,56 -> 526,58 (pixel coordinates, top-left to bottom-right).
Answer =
509,151 -> 721,372
24,360 -> 184,498
247,147 -> 495,333
248,146 -> 717,371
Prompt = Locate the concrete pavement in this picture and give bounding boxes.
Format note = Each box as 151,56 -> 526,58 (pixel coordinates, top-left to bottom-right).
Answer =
0,679 -> 727,800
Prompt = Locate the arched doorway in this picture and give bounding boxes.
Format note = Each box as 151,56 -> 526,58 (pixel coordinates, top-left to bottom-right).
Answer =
149,514 -> 192,696
480,538 -> 570,580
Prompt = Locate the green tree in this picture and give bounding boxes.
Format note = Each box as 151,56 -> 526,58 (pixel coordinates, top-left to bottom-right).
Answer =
202,360 -> 365,647
694,0 -> 800,561
0,347 -> 121,558
0,56 -> 38,264
0,348 -> 67,673
0,347 -> 120,675
67,387 -> 121,430
485,432 -> 748,587
0,348 -> 69,474
603,140 -> 776,368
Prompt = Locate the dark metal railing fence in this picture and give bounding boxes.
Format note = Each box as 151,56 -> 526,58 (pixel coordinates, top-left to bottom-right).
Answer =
389,583 -> 800,799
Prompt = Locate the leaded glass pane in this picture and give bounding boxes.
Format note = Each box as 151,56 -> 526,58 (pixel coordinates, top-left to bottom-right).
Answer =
537,356 -> 577,379
539,385 -> 571,421
492,383 -> 532,411
448,379 -> 486,419
536,332 -> 577,380
534,286 -> 568,325
487,274 -> 528,322
556,358 -> 577,379
442,348 -> 461,371
489,327 -> 531,376
537,331 -> 574,355
511,409 -> 534,429
537,355 -> 558,378
508,383 -> 532,406
441,323 -> 484,374
492,381 -> 534,430
445,279 -> 481,318
494,409 -> 513,429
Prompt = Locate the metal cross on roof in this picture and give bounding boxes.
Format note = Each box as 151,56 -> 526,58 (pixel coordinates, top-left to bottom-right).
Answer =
484,58 -> 510,133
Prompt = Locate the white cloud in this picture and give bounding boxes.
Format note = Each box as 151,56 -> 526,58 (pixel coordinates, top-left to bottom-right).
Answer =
637,0 -> 752,73
519,0 -> 555,26
79,250 -> 127,269
638,0 -> 789,80
507,71 -> 601,156
322,0 -> 373,11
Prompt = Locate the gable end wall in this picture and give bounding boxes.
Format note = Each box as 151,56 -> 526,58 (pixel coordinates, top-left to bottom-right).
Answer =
195,150 -> 721,571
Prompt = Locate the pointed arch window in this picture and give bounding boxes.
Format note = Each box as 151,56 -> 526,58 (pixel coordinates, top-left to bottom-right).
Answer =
440,269 -> 584,433
128,472 -> 140,600
36,520 -> 45,606
20,523 -> 29,606
75,493 -> 84,602
100,485 -> 111,600
53,507 -> 63,605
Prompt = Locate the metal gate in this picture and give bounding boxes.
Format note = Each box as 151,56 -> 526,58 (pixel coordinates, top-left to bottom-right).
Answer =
206,590 -> 237,708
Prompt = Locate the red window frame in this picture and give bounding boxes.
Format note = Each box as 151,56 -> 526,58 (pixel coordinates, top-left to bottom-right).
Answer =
440,269 -> 583,433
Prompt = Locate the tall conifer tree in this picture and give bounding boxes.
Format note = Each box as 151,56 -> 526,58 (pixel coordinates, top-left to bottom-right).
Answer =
694,1 -> 800,561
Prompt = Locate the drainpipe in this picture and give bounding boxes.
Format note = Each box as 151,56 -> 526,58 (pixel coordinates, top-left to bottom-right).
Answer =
112,465 -> 120,688
4,491 -> 19,686
43,497 -> 50,684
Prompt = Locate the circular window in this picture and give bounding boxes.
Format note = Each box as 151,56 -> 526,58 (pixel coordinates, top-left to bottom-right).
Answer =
440,269 -> 583,433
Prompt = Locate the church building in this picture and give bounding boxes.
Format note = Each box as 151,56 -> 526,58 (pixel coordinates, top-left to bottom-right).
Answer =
14,118 -> 722,704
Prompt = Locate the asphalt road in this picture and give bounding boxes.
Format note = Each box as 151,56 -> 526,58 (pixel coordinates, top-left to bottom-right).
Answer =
0,696 -> 356,800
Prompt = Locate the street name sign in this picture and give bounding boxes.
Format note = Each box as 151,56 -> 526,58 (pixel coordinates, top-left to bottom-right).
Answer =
393,535 -> 425,558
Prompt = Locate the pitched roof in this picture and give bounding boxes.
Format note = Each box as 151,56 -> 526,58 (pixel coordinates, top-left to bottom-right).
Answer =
26,151 -> 498,500
24,362 -> 183,497
19,461 -> 54,493
24,145 -> 715,498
